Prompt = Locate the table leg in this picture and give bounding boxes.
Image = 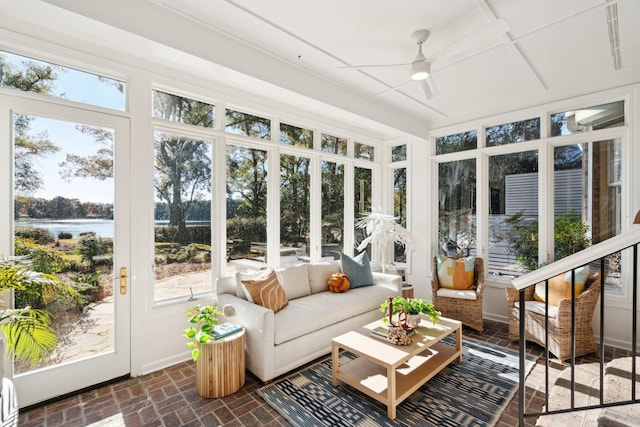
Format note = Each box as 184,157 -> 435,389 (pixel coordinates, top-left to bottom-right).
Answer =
387,365 -> 397,419
331,342 -> 339,386
456,324 -> 463,363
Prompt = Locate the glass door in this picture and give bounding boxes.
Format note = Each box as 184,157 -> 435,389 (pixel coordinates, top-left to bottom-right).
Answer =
7,98 -> 130,407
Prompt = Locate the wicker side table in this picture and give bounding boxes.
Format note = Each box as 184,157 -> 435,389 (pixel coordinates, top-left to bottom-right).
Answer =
196,329 -> 245,398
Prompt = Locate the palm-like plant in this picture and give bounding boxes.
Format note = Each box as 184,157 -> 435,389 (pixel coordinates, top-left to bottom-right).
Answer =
356,208 -> 412,273
0,256 -> 62,366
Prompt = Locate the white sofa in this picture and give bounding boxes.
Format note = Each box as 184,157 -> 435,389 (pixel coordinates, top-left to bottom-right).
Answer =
216,262 -> 402,383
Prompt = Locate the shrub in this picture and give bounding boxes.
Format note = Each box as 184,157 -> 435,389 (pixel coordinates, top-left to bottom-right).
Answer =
504,210 -> 591,270
15,226 -> 54,245
14,238 -> 68,274
76,232 -> 110,267
57,231 -> 73,240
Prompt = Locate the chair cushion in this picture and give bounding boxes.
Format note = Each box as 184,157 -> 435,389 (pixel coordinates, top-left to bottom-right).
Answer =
240,268 -> 289,313
514,300 -> 559,318
436,255 -> 476,290
533,266 -> 589,306
275,263 -> 311,300
436,288 -> 477,300
341,252 -> 374,288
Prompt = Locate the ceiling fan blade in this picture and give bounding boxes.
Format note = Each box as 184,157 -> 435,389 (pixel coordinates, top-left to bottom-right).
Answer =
370,79 -> 414,98
421,77 -> 439,100
430,18 -> 510,63
339,62 -> 411,70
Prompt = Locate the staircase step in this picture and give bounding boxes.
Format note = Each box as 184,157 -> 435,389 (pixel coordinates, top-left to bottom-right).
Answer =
536,358 -> 640,427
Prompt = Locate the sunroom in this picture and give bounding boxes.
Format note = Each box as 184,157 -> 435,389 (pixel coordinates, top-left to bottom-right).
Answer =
1,0 -> 640,425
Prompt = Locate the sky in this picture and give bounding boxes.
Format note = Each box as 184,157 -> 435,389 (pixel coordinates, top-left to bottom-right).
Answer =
26,116 -> 115,204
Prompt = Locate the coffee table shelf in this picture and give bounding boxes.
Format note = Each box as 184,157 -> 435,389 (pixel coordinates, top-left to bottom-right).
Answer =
331,317 -> 462,419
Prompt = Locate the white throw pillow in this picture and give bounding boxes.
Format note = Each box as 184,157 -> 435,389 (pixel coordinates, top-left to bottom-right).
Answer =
276,263 -> 311,300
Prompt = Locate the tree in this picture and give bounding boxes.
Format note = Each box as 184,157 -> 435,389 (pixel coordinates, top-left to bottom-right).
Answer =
155,134 -> 211,244
59,125 -> 113,181
2,54 -> 61,194
226,146 -> 267,219
151,91 -> 214,243
280,154 -> 310,244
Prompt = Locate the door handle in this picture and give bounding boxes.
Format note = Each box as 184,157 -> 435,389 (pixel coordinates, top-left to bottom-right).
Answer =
120,267 -> 127,295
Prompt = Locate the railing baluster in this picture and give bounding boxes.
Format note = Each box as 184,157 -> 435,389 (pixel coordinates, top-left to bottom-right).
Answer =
633,244 -> 638,402
518,236 -> 640,424
519,288 -> 526,427
599,256 -> 605,406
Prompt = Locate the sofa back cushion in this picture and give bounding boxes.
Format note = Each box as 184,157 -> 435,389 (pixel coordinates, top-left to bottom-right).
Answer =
308,262 -> 341,293
276,263 -> 311,300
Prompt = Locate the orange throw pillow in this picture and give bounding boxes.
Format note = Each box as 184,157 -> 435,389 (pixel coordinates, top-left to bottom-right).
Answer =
241,268 -> 288,312
328,273 -> 350,293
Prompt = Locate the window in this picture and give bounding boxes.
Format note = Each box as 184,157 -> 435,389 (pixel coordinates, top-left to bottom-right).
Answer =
321,161 -> 344,260
225,109 -> 271,139
321,133 -> 347,155
486,118 -> 540,147
280,123 -> 313,148
152,89 -> 214,127
354,167 -> 373,254
554,139 -> 622,293
438,159 -> 476,258
393,167 -> 407,263
355,142 -> 375,161
436,131 -> 477,155
488,151 -> 538,277
1,50 -> 125,110
153,132 -> 212,301
280,154 -> 311,263
391,144 -> 407,161
551,101 -> 624,136
152,89 -> 215,301
225,145 -> 268,274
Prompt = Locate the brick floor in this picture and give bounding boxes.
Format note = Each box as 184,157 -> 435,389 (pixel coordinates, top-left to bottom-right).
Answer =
18,320 -> 620,426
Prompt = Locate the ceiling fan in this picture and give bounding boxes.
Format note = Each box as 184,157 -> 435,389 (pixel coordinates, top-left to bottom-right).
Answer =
340,19 -> 510,100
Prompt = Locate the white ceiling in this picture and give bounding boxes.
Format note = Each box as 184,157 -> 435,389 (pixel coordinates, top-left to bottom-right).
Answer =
3,0 -> 640,139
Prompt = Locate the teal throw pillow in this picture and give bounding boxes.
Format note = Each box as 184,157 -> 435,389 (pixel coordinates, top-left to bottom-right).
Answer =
341,252 -> 374,288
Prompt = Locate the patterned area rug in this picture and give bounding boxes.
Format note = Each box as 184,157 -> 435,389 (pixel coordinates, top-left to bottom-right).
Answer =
257,337 -> 535,427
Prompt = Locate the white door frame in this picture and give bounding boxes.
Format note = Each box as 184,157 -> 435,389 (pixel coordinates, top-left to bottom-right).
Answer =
1,95 -> 131,407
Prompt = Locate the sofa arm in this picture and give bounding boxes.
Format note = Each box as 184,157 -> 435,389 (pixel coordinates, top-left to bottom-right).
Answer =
217,293 -> 275,383
372,272 -> 402,295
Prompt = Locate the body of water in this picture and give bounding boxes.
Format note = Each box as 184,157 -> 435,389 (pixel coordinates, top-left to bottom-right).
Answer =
16,219 -> 210,238
17,219 -> 115,238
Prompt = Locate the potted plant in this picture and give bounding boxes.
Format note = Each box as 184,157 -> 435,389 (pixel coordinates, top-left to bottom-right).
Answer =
356,208 -> 412,273
184,304 -> 225,361
380,296 -> 441,327
0,255 -> 67,367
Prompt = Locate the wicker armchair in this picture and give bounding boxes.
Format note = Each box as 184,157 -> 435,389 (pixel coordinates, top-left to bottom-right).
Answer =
431,256 -> 484,333
505,271 -> 601,362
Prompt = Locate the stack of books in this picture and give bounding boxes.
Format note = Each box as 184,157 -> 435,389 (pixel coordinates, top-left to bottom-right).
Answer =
212,322 -> 244,340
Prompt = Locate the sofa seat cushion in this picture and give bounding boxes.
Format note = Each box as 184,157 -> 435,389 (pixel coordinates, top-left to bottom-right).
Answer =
436,288 -> 477,300
274,285 -> 390,345
514,300 -> 559,318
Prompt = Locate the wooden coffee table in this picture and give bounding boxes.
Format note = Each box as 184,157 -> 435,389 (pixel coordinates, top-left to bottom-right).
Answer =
331,317 -> 462,419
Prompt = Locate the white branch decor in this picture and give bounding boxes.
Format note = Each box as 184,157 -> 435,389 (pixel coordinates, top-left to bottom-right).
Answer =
356,208 -> 412,273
